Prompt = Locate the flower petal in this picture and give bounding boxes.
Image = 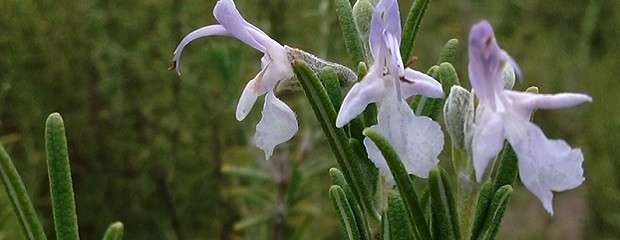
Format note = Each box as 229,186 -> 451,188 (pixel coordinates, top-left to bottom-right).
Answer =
336,69 -> 385,127
506,119 -> 584,214
506,91 -> 592,119
254,91 -> 298,160
374,0 -> 401,43
369,0 -> 401,59
213,0 -> 275,52
503,50 -> 522,80
364,85 -> 443,183
472,106 -> 505,182
259,55 -> 295,90
468,20 -> 508,109
385,31 -> 404,73
172,25 -> 230,76
401,68 -> 443,99
368,7 -> 383,59
236,78 -> 263,121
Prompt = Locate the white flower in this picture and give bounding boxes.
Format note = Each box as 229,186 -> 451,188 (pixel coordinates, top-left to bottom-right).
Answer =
172,0 -> 297,160
336,0 -> 444,182
468,20 -> 592,214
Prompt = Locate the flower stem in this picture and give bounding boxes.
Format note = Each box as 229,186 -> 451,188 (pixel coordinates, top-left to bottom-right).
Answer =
452,146 -> 479,240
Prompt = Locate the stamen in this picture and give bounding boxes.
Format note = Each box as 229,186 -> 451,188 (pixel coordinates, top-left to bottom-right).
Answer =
484,36 -> 492,48
168,60 -> 178,71
253,61 -> 270,92
405,56 -> 418,68
399,75 -> 415,83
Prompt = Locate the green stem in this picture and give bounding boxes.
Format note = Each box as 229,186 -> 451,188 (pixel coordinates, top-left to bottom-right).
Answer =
46,113 -> 80,240
0,146 -> 47,240
452,146 -> 479,240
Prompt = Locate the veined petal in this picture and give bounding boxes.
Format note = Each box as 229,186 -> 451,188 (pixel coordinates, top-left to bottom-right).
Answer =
384,31 -> 404,77
506,119 -> 584,214
236,79 -> 264,121
468,20 -> 509,109
503,50 -> 522,80
369,0 -> 401,59
368,6 -> 384,58
472,107 -> 505,182
214,0 -> 282,52
364,84 -> 443,183
260,55 -> 295,90
172,25 -> 230,76
374,0 -> 401,43
401,68 -> 443,99
336,69 -> 385,127
506,91 -> 592,119
254,91 -> 298,160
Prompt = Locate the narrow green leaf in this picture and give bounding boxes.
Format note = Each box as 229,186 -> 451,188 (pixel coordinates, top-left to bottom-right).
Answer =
492,143 -> 518,193
437,39 -> 459,65
477,185 -> 513,240
45,113 -> 79,240
470,180 -> 493,240
438,62 -> 461,95
363,128 -> 431,240
348,118 -> 366,144
348,138 -> 378,195
101,221 -> 124,240
352,0 -> 374,62
401,0 -> 431,61
429,167 -> 461,240
330,185 -> 361,240
322,66 -> 345,112
293,60 -> 377,221
387,190 -> 416,240
330,168 -> 371,240
0,146 -> 47,240
419,185 -> 432,222
363,104 -> 378,127
334,0 -> 366,66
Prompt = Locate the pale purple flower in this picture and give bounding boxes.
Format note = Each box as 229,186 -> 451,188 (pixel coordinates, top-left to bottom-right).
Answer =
336,0 -> 444,182
172,0 -> 296,160
468,20 -> 592,214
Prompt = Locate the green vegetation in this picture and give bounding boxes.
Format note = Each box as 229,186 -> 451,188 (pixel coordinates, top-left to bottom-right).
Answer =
0,0 -> 618,239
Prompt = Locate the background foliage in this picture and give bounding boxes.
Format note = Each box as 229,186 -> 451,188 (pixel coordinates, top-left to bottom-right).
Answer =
0,0 -> 617,239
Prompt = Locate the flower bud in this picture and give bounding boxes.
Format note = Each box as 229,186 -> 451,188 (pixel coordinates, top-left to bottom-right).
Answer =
443,85 -> 474,149
279,46 -> 357,92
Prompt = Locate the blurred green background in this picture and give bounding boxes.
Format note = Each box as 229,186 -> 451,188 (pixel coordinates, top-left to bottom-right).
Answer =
0,0 -> 618,239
